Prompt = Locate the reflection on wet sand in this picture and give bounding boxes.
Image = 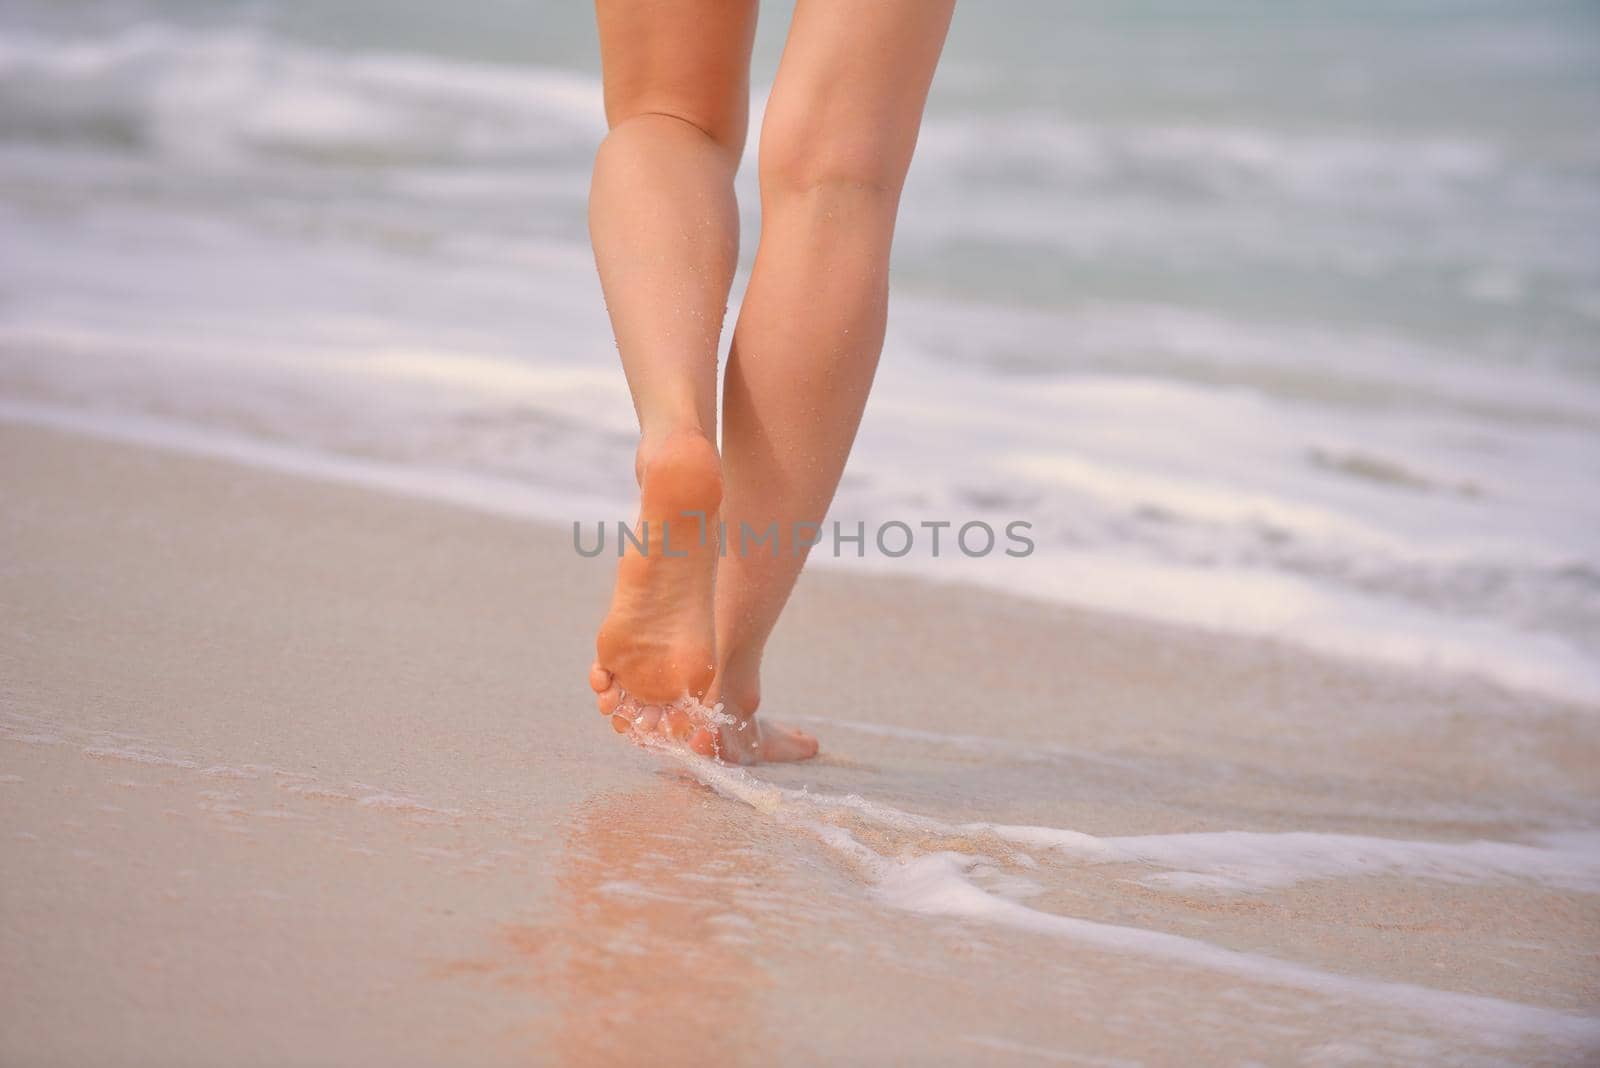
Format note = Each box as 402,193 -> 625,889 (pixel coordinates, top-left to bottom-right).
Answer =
444,773 -> 775,1065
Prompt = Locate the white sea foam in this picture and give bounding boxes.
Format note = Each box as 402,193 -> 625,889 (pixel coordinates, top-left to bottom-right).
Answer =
784,714 -> 1141,770
831,831 -> 1600,1053
677,756 -> 1600,1052
678,757 -> 1600,896
0,399 -> 614,528
916,113 -> 1505,206
984,826 -> 1600,895
0,24 -> 604,167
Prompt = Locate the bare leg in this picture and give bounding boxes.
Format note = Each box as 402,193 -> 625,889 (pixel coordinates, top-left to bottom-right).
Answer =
709,0 -> 956,763
586,1 -> 757,753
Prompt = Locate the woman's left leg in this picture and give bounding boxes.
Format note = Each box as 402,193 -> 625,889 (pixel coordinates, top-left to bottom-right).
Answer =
707,0 -> 956,763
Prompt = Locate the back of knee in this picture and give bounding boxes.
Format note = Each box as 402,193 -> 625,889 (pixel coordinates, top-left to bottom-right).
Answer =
605,92 -> 748,159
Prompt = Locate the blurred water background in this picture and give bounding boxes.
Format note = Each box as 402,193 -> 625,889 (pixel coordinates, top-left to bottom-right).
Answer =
2,0 -> 1598,700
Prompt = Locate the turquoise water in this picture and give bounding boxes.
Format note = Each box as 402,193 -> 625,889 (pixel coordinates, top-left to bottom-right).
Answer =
1,0 -> 1598,699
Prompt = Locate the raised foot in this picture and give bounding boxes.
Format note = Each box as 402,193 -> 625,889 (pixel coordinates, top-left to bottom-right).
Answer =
591,429 -> 722,722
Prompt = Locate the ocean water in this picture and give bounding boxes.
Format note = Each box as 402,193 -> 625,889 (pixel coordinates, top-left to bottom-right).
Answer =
2,0 -> 1599,702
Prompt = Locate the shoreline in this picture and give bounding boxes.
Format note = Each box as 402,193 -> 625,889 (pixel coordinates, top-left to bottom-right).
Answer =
3,418 -> 1597,1064
2,395 -> 1595,715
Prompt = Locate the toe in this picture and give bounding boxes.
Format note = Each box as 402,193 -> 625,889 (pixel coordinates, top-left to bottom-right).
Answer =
611,713 -> 631,734
664,707 -> 694,741
688,727 -> 719,759
636,705 -> 663,732
764,724 -> 819,763
589,663 -> 612,693
596,686 -> 623,716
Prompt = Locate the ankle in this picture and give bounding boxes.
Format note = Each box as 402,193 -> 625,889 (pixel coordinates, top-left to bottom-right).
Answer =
636,422 -> 716,476
712,649 -> 763,718
634,427 -> 722,514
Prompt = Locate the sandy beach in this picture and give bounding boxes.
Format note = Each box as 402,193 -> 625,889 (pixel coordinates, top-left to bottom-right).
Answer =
4,0 -> 1599,1062
2,418 -> 1596,1065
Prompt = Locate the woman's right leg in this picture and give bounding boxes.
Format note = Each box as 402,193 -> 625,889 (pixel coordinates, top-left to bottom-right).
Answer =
709,0 -> 956,763
587,0 -> 758,745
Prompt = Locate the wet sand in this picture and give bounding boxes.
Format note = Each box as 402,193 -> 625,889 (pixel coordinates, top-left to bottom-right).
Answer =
2,420 -> 1597,1065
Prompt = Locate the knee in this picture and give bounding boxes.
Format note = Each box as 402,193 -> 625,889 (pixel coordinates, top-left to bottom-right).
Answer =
757,113 -> 909,203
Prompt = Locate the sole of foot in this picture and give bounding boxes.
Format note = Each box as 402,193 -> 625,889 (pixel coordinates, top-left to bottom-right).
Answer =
591,428 -> 721,726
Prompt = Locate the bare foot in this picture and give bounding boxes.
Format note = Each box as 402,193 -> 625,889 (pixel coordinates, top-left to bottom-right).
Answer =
594,642 -> 818,765
597,693 -> 818,765
701,699 -> 820,765
590,429 -> 721,725
587,430 -> 818,766
696,671 -> 819,765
